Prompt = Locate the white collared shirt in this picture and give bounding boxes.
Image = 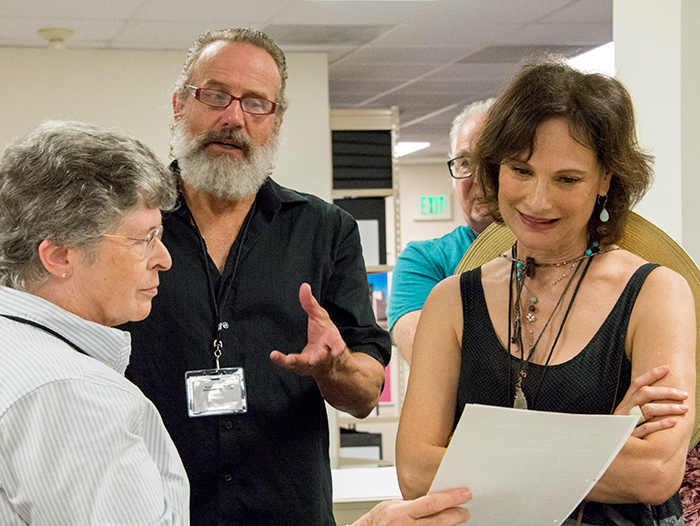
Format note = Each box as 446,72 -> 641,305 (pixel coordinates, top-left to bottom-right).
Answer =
0,287 -> 189,525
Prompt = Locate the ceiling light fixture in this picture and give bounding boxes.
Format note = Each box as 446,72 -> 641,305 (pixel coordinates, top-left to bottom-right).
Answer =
395,142 -> 430,157
38,28 -> 74,51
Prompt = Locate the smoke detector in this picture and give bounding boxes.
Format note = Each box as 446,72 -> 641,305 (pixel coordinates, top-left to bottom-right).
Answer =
38,28 -> 74,50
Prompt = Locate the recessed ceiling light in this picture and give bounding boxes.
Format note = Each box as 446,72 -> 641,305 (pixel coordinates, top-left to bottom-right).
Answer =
395,142 -> 430,157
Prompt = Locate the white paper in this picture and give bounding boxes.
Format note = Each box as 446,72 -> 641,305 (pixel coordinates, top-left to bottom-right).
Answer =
429,404 -> 637,526
357,219 -> 380,266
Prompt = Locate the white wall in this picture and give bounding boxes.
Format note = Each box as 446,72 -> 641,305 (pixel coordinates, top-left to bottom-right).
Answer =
613,0 -> 700,263
0,47 -> 331,201
398,161 -> 464,249
613,2 -> 682,241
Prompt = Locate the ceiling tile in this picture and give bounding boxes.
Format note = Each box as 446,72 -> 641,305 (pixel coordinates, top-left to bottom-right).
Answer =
425,62 -> 520,81
130,0 -> 288,23
270,0 -> 430,25
0,0 -> 142,19
401,0 -> 572,26
264,24 -> 391,47
334,45 -> 469,65
497,23 -> 612,47
329,61 -> 437,82
541,0 -> 613,24
0,17 -> 126,45
112,20 -> 247,48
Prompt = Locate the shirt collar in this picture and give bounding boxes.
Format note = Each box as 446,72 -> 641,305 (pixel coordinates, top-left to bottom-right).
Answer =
0,287 -> 131,374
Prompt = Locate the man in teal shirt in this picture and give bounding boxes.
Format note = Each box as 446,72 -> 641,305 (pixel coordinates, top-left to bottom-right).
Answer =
388,99 -> 493,364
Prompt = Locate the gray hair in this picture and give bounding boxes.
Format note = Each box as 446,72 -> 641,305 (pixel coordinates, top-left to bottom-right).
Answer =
0,120 -> 177,291
173,28 -> 289,116
449,98 -> 495,156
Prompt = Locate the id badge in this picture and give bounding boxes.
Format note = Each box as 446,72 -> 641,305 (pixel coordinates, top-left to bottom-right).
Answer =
185,367 -> 247,417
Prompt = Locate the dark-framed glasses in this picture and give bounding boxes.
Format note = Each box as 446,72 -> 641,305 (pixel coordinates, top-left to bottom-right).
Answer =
447,155 -> 472,179
186,85 -> 277,115
102,225 -> 164,258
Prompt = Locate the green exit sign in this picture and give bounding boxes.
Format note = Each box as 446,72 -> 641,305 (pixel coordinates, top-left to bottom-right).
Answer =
418,195 -> 451,220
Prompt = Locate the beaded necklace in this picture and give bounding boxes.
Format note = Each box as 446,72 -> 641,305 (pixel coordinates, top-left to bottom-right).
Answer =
501,241 -> 620,279
505,242 -> 607,409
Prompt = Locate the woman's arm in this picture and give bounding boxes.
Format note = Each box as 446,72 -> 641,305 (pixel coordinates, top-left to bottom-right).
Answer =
588,266 -> 696,504
396,275 -> 465,500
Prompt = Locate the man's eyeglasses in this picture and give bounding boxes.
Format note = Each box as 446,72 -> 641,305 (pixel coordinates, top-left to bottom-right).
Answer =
102,225 -> 164,258
186,85 -> 277,115
447,155 -> 472,179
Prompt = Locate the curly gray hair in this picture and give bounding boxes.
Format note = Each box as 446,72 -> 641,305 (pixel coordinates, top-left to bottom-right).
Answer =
0,120 -> 177,291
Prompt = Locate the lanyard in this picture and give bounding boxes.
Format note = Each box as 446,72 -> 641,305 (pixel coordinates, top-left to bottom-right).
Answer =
0,313 -> 89,356
186,198 -> 257,371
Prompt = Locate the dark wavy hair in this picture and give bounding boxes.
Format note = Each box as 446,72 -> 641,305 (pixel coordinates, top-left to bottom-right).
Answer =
473,55 -> 654,245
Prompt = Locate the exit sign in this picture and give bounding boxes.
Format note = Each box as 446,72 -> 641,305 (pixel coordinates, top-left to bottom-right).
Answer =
417,195 -> 451,221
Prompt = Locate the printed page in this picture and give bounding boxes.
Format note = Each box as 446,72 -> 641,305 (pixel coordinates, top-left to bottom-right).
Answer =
429,404 -> 637,525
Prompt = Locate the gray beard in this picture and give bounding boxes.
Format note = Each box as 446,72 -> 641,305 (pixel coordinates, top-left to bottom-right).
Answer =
170,119 -> 278,200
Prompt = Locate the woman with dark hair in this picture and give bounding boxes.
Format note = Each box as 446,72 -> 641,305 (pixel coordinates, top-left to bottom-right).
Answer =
396,58 -> 696,524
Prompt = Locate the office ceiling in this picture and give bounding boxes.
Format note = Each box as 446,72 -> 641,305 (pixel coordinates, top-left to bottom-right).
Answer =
0,0 -> 612,162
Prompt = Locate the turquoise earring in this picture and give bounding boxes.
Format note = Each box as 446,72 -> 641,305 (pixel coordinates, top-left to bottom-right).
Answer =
598,194 -> 609,223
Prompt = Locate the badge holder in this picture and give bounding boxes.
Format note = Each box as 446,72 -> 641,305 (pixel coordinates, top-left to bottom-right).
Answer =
185,367 -> 247,417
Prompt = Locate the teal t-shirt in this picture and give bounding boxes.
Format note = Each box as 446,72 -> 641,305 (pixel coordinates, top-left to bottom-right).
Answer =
387,225 -> 477,330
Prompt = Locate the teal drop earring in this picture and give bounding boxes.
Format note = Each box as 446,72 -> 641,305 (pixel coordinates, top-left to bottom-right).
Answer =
598,194 -> 609,223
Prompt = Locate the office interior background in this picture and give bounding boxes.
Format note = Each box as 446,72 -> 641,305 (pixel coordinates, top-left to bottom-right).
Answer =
1,0 -> 698,520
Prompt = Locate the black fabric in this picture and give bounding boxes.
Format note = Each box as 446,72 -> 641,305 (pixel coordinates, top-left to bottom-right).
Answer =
456,263 -> 683,524
121,172 -> 391,526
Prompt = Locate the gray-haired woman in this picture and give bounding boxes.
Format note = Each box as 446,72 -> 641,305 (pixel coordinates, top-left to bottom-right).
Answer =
0,120 -> 189,524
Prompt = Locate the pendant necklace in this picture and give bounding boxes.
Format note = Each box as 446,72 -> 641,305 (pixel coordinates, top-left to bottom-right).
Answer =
506,243 -> 596,409
522,263 -> 574,347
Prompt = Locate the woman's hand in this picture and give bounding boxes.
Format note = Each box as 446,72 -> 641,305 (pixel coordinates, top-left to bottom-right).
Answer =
614,364 -> 689,439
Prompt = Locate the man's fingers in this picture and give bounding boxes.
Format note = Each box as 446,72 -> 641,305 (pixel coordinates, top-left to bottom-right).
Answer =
405,488 -> 472,518
299,283 -> 323,314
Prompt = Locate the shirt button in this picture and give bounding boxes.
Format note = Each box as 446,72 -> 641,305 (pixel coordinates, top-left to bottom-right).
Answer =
225,420 -> 233,430
223,473 -> 232,482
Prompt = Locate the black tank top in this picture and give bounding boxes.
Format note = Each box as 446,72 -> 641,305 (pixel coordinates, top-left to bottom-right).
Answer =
455,262 -> 683,524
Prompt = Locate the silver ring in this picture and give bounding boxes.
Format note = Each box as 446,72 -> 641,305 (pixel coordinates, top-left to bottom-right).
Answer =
628,405 -> 646,425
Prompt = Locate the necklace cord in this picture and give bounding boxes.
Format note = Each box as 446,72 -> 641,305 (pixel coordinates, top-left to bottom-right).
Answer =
507,242 -> 598,409
510,255 -> 580,405
507,257 -> 515,403
187,198 -> 257,366
530,256 -> 593,408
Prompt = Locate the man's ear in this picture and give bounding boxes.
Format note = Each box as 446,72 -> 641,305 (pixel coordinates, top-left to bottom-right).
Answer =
37,239 -> 73,278
173,92 -> 185,122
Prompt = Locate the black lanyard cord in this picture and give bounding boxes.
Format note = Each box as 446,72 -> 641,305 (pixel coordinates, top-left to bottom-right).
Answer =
0,313 -> 88,356
186,198 -> 257,368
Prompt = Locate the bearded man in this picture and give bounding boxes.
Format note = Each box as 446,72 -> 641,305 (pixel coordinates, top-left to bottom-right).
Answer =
121,28 -> 391,526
